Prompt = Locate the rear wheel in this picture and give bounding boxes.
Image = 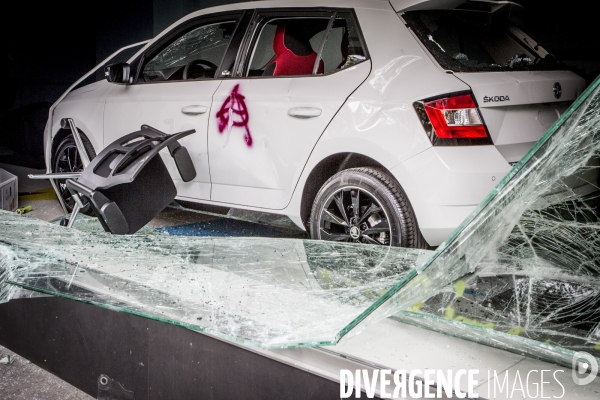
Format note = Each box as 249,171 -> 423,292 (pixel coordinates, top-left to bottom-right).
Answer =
309,167 -> 426,248
52,134 -> 96,213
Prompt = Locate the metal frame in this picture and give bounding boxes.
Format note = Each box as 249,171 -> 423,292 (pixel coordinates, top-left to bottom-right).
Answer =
33,118 -> 92,227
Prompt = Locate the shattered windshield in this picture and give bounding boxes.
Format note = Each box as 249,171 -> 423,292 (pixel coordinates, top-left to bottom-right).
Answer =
404,10 -> 563,72
142,21 -> 236,82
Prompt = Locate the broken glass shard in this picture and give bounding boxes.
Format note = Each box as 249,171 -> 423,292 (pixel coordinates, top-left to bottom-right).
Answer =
0,212 -> 428,348
340,75 -> 600,369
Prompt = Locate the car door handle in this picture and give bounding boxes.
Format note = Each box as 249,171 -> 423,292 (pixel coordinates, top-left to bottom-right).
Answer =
181,105 -> 208,115
288,107 -> 322,118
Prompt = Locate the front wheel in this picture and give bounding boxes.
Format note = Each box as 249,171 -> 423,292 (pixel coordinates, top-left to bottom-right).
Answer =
309,167 -> 426,248
52,134 -> 96,213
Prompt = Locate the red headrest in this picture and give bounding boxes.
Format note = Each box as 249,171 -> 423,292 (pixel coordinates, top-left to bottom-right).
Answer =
265,24 -> 324,76
273,25 -> 287,56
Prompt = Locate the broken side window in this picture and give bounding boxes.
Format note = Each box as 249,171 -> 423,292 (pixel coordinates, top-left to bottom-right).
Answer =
404,10 -> 565,72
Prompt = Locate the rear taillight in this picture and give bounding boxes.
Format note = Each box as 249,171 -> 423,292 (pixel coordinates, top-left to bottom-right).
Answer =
414,93 -> 493,146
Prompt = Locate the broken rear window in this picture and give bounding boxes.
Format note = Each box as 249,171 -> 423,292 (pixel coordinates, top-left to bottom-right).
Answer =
404,10 -> 564,72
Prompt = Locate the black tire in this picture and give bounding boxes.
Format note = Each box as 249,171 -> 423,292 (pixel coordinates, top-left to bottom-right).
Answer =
51,133 -> 96,213
309,167 -> 427,248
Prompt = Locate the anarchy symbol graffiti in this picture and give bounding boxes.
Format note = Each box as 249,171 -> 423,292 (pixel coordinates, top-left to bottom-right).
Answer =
216,84 -> 253,147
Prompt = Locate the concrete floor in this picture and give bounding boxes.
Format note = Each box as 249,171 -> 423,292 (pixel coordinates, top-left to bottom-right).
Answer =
0,345 -> 92,400
0,165 -> 307,399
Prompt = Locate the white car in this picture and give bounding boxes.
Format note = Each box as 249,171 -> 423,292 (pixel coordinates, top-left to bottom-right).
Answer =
45,0 -> 585,247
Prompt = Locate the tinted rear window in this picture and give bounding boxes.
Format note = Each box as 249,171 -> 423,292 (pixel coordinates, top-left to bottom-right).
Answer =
404,10 -> 563,72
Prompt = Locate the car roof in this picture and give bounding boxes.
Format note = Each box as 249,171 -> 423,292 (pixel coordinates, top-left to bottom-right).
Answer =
389,0 -> 467,12
144,0 -> 471,56
185,0 -> 394,14
154,0 -> 469,37
148,0 -> 393,46
241,0 -> 470,12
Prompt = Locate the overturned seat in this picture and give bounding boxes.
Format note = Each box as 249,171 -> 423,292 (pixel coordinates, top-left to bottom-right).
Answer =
65,125 -> 196,235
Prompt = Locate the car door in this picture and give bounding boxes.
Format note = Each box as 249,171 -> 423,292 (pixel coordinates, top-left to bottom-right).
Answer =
103,11 -> 250,201
207,9 -> 371,209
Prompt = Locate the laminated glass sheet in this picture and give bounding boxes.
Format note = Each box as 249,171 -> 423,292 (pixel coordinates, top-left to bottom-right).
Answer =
341,76 -> 600,368
0,213 -> 429,348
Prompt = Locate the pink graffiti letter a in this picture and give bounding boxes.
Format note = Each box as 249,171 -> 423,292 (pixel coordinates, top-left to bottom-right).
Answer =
216,84 -> 253,147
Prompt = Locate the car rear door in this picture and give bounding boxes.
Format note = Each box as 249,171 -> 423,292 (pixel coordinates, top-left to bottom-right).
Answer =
207,9 -> 371,209
102,11 -> 251,201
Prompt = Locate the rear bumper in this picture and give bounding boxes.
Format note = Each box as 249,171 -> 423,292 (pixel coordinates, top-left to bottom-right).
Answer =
391,145 -> 511,246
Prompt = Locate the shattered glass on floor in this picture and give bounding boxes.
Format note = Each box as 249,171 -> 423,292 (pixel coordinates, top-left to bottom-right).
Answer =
0,213 -> 429,348
0,76 -> 599,369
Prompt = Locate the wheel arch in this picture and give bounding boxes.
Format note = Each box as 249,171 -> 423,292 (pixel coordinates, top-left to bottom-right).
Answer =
50,128 -> 96,168
300,152 -> 393,229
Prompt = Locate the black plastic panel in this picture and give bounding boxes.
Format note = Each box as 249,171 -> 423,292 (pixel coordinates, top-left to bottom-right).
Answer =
0,297 -> 341,399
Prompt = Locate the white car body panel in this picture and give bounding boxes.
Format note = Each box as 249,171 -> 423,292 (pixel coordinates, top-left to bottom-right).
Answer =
456,70 -> 585,163
51,82 -> 108,155
398,146 -> 511,244
208,62 -> 371,209
281,6 -> 475,236
103,80 -> 220,200
46,0 -> 587,246
460,70 -> 584,107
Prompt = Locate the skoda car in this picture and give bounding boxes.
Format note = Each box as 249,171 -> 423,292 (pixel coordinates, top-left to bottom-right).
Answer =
45,0 -> 585,248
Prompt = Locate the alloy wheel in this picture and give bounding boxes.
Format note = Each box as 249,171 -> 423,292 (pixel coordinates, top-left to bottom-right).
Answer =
318,187 -> 392,245
54,140 -> 84,211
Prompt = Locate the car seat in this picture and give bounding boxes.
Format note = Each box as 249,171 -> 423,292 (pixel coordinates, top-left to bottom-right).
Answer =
263,23 -> 324,76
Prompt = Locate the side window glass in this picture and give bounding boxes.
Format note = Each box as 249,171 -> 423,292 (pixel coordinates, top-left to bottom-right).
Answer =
246,12 -> 367,78
248,18 -> 330,77
320,12 -> 367,74
142,21 -> 237,82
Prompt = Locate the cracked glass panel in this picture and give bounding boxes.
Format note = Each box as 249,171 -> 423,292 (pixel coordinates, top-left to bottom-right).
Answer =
142,21 -> 236,81
340,76 -> 600,368
0,212 -> 428,348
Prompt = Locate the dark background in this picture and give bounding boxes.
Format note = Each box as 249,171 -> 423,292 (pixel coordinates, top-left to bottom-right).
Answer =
0,0 -> 240,112
1,0 -> 597,113
0,0 -> 597,167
